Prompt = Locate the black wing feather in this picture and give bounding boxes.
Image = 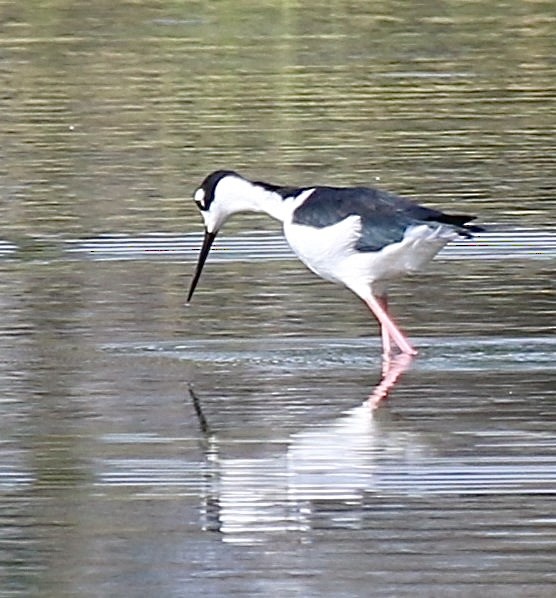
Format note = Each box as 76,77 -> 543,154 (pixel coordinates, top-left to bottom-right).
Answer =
292,186 -> 481,252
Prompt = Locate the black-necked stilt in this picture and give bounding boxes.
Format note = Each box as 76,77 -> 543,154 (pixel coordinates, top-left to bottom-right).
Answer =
187,170 -> 482,357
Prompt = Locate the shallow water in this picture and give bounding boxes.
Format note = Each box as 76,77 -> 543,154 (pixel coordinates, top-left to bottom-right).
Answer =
1,1 -> 555,596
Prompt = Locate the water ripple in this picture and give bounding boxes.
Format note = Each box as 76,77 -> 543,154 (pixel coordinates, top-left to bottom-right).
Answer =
102,336 -> 556,373
65,228 -> 556,262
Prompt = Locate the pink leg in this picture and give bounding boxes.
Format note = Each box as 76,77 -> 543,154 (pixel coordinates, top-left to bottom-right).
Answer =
363,294 -> 417,356
376,294 -> 391,357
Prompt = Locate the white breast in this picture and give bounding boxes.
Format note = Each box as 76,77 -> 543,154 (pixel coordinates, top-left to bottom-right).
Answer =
284,216 -> 457,296
284,215 -> 363,284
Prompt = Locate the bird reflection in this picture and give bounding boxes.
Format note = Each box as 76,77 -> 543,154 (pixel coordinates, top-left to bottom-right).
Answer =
189,354 -> 423,542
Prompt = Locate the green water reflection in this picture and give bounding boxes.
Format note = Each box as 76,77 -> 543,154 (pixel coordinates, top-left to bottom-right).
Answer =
1,0 -> 554,240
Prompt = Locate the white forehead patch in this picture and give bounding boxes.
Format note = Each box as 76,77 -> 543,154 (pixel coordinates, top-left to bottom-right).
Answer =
194,187 -> 205,208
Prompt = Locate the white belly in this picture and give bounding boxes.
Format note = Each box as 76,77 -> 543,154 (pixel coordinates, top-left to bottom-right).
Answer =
284,217 -> 457,294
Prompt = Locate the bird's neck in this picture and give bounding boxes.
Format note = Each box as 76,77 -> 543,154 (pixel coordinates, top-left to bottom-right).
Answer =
230,178 -> 290,223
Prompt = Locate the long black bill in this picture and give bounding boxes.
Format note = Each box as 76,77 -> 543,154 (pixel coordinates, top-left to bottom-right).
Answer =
187,229 -> 217,303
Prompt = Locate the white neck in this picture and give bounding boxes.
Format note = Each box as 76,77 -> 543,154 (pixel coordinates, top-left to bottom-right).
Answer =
204,174 -> 315,233
222,176 -> 289,222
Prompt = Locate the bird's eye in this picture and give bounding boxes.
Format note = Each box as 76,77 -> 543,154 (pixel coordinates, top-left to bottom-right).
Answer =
193,188 -> 205,209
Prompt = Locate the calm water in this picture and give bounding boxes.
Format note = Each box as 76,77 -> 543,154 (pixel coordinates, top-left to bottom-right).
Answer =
1,1 -> 555,596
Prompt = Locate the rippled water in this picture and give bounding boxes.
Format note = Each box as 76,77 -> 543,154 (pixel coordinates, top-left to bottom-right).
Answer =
1,1 -> 555,596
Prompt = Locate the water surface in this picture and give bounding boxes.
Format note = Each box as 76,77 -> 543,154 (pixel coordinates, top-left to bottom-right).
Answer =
0,1 -> 555,596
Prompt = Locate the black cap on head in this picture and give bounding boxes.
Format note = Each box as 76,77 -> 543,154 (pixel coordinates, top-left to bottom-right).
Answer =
193,170 -> 240,211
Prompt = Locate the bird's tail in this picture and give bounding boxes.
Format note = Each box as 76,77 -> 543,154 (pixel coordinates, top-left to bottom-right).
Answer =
429,213 -> 485,237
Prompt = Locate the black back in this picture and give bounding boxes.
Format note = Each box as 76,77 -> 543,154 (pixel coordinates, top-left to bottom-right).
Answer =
291,186 -> 481,251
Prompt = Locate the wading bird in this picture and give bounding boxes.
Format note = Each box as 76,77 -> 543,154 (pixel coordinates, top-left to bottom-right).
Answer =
187,170 -> 482,358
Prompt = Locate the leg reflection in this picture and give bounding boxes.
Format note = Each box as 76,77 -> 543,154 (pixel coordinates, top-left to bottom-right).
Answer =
367,352 -> 414,410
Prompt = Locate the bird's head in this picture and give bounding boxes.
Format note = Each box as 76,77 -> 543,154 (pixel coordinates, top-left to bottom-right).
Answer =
187,170 -> 253,303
